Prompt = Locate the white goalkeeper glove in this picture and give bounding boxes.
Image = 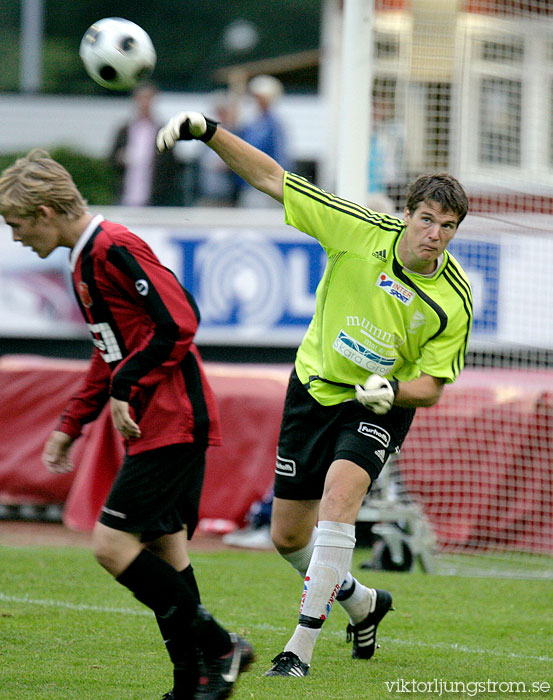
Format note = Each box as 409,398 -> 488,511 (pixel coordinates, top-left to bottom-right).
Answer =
355,375 -> 398,415
156,111 -> 218,152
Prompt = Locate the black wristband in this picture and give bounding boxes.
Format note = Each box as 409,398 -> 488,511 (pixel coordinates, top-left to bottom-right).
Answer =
389,379 -> 399,396
199,117 -> 219,143
177,115 -> 219,142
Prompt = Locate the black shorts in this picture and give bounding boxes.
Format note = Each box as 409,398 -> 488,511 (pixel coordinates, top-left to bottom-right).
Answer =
274,369 -> 415,501
99,442 -> 205,542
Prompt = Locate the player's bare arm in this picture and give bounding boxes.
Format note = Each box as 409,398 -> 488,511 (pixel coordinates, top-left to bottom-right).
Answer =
394,373 -> 445,407
207,127 -> 285,203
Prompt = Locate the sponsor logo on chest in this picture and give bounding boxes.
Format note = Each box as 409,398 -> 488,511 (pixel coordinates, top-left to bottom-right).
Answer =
376,274 -> 415,305
78,281 -> 93,308
333,330 -> 396,375
135,279 -> 149,296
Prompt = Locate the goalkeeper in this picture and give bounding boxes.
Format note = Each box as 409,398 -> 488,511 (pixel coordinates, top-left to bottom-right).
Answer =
157,113 -> 472,677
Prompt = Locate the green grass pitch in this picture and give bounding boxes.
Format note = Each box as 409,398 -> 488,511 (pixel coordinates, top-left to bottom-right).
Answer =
0,545 -> 551,700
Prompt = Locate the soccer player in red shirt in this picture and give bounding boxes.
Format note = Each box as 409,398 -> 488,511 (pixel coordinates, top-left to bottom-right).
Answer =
0,149 -> 253,700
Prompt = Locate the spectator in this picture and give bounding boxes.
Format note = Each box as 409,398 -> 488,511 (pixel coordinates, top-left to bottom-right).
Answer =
195,91 -> 237,207
109,81 -> 181,206
368,95 -> 406,211
235,75 -> 291,208
222,488 -> 274,549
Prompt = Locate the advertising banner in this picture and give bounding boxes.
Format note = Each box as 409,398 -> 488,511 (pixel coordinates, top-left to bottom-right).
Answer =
0,211 -> 548,349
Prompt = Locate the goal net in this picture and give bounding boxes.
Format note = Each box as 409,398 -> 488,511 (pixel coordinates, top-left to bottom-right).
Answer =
360,0 -> 553,579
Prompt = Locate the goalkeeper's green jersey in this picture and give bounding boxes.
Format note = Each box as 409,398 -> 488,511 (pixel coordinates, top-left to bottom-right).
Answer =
283,172 -> 473,406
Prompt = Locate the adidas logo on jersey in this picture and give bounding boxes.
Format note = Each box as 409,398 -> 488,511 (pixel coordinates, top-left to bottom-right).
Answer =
372,249 -> 387,262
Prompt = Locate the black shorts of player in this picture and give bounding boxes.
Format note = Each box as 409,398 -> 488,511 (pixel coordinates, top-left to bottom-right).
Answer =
99,442 -> 205,543
274,368 -> 415,501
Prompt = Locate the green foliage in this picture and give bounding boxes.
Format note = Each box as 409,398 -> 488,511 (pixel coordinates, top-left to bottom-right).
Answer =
42,38 -> 90,95
0,544 -> 551,700
48,147 -> 117,205
0,29 -> 83,94
0,29 -> 19,91
2,0 -> 321,94
0,148 -> 116,206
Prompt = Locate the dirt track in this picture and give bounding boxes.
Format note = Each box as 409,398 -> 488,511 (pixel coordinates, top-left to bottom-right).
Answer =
0,521 -> 229,550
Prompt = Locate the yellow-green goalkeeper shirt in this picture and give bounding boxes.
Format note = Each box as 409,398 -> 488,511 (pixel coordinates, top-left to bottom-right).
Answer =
283,172 -> 473,406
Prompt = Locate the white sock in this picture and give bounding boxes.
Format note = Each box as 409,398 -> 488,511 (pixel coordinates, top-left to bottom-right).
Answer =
338,582 -> 376,625
284,624 -> 320,664
284,521 -> 355,665
279,528 -> 362,606
341,570 -> 354,590
279,527 -> 317,577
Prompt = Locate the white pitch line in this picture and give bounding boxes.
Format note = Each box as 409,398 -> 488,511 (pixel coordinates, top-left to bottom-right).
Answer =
0,592 -> 150,616
374,635 -> 553,664
1,592 -> 551,664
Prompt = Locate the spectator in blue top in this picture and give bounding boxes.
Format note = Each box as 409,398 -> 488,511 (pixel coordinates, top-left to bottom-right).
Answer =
235,75 -> 291,208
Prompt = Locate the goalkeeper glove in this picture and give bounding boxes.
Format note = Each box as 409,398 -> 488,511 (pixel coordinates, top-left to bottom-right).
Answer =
355,375 -> 398,415
156,112 -> 218,152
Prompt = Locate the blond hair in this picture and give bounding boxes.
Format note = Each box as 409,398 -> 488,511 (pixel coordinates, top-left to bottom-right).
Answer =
0,149 -> 88,220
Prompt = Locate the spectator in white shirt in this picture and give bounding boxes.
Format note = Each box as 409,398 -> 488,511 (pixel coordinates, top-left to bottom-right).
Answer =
109,82 -> 181,206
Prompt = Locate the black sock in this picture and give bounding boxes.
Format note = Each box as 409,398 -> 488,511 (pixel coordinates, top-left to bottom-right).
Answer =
155,566 -> 200,699
179,564 -> 231,658
190,605 -> 232,658
154,566 -> 202,659
174,566 -> 202,699
117,551 -> 231,658
181,564 -> 201,604
117,550 -> 198,618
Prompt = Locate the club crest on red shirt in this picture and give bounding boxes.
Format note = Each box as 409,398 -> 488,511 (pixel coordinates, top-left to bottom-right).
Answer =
78,281 -> 93,308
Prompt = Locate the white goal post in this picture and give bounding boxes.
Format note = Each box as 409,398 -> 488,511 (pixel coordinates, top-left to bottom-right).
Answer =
324,0 -> 553,579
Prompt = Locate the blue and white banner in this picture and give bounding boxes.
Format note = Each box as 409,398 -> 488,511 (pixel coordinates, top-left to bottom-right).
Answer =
0,210 -> 549,349
170,229 -> 324,345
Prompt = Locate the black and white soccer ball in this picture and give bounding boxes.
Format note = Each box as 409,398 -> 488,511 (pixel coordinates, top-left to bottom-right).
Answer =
79,17 -> 156,91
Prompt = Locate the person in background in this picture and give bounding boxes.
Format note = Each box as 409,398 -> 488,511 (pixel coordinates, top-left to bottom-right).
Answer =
0,149 -> 253,700
368,94 -> 406,212
222,488 -> 274,550
234,75 -> 291,208
109,81 -> 181,206
195,91 -> 237,207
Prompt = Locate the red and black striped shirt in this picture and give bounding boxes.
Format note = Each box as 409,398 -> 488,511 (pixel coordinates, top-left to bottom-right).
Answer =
57,216 -> 221,455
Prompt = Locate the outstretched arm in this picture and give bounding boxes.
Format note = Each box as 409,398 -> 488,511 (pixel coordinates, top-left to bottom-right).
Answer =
207,127 -> 284,203
156,112 -> 284,202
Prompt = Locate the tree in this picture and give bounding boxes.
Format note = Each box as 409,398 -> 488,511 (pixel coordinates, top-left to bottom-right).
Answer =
6,0 -> 321,94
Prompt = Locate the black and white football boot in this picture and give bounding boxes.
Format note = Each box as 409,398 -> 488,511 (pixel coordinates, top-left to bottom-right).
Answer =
264,651 -> 310,677
345,588 -> 393,659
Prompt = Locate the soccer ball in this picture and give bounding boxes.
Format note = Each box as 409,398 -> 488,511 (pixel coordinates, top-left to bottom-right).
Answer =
79,17 -> 156,91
